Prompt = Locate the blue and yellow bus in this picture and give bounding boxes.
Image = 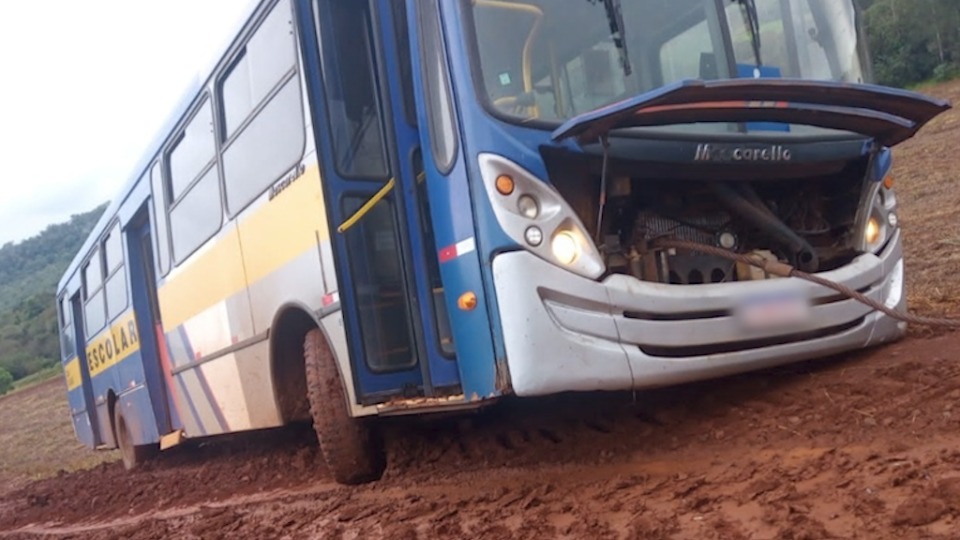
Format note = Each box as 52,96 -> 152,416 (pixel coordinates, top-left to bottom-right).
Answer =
57,0 -> 948,484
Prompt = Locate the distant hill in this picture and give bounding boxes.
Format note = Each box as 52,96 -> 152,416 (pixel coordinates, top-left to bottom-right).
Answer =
0,204 -> 106,387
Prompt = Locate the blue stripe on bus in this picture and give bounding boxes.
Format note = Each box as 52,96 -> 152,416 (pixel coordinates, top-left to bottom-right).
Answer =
175,325 -> 229,433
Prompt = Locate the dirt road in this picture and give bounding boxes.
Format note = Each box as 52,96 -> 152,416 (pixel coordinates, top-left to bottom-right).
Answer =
1,330 -> 959,539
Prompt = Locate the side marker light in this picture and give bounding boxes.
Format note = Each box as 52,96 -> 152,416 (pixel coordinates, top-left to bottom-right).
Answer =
495,175 -> 515,196
458,292 -> 478,311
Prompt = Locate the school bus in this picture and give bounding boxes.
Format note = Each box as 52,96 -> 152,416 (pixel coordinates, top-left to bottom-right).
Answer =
57,0 -> 948,484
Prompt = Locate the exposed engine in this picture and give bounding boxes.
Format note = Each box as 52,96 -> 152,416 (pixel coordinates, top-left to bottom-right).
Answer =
598,175 -> 863,284
546,146 -> 870,285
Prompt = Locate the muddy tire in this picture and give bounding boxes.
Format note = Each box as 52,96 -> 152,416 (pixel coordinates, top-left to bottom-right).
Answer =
304,328 -> 385,484
113,404 -> 156,471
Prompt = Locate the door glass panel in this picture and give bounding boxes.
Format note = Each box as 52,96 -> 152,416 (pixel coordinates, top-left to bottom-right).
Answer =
342,196 -> 416,372
418,0 -> 458,172
317,0 -> 389,178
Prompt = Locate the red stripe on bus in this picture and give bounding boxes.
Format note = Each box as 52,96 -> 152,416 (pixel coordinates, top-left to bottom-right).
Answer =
438,245 -> 459,263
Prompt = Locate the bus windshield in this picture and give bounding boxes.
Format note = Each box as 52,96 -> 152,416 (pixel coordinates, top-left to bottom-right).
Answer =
463,0 -> 868,134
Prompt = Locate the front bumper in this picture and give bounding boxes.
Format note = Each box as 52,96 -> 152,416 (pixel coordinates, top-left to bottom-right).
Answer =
493,232 -> 907,396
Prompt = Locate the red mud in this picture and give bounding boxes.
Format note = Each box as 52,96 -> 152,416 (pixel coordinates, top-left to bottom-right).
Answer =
3,331 -> 960,539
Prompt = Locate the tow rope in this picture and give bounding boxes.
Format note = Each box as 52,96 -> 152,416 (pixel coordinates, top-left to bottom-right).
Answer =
653,238 -> 960,328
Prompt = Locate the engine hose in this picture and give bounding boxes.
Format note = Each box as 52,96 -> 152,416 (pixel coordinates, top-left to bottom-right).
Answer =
709,182 -> 820,273
652,238 -> 960,329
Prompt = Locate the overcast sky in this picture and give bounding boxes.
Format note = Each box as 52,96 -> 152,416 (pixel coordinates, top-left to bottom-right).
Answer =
0,1 -> 253,246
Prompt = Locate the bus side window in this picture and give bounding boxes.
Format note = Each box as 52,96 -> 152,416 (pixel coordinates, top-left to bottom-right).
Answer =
220,0 -> 305,214
167,98 -> 223,263
150,162 -> 171,276
83,248 -> 106,338
103,223 -> 128,321
59,295 -> 76,360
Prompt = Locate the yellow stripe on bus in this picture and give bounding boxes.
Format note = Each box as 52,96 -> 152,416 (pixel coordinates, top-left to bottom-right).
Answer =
158,164 -> 328,329
157,225 -> 248,331
86,311 -> 140,378
238,165 -> 329,284
64,357 -> 82,391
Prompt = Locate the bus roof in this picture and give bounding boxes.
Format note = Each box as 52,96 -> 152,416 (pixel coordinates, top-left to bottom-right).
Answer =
57,0 -> 265,294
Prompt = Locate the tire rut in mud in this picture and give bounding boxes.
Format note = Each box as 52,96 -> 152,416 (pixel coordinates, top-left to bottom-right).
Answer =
3,333 -> 960,539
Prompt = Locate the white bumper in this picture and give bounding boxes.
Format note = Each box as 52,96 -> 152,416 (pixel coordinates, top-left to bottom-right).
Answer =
493,234 -> 907,396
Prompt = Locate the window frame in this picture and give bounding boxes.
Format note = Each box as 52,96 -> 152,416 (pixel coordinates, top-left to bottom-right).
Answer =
315,0 -> 392,181
164,93 -> 225,266
217,0 -> 301,145
217,0 -> 307,217
81,251 -> 105,339
58,294 -> 76,361
81,220 -> 130,339
219,49 -> 303,145
150,161 -> 172,277
417,0 -> 459,174
166,95 -> 219,206
102,222 -> 129,322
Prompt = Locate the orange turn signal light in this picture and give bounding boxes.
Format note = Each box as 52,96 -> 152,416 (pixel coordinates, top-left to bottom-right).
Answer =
458,292 -> 478,311
883,175 -> 895,190
495,175 -> 515,196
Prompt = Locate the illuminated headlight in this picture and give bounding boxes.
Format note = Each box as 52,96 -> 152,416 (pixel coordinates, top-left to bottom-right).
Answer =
859,180 -> 898,254
551,230 -> 580,265
478,153 -> 605,279
864,217 -> 882,246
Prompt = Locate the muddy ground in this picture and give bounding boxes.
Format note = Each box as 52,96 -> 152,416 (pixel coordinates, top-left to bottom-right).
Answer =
2,332 -> 960,539
1,81 -> 959,539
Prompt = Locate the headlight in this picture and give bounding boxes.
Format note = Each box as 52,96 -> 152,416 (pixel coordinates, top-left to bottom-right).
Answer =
479,153 -> 605,279
864,217 -> 882,246
858,176 -> 898,254
551,230 -> 580,265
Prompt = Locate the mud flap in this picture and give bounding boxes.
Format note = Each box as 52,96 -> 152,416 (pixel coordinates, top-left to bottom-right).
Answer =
160,429 -> 185,451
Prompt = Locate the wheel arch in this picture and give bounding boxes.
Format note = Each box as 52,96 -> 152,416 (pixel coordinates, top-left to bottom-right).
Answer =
269,302 -> 353,423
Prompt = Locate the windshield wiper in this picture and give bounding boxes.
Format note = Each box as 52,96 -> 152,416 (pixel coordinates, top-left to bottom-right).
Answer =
592,0 -> 632,77
736,0 -> 763,71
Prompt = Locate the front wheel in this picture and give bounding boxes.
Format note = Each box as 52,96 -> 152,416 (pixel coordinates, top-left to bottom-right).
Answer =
304,328 -> 385,484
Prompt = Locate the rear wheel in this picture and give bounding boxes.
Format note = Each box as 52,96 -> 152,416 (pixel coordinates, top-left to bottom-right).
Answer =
304,328 -> 385,484
113,405 -> 156,471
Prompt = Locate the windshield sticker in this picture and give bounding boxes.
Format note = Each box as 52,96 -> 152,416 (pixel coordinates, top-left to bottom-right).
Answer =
499,72 -> 511,86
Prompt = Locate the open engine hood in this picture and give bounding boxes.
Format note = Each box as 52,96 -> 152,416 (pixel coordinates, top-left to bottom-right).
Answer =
552,78 -> 950,147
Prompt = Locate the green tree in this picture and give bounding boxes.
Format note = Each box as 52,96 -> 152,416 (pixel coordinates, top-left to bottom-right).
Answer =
0,366 -> 13,396
0,204 -> 105,384
862,0 -> 960,87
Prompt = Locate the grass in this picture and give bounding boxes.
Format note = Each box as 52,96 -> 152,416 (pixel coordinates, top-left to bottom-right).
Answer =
0,378 -> 117,494
10,365 -> 62,393
908,70 -> 960,92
